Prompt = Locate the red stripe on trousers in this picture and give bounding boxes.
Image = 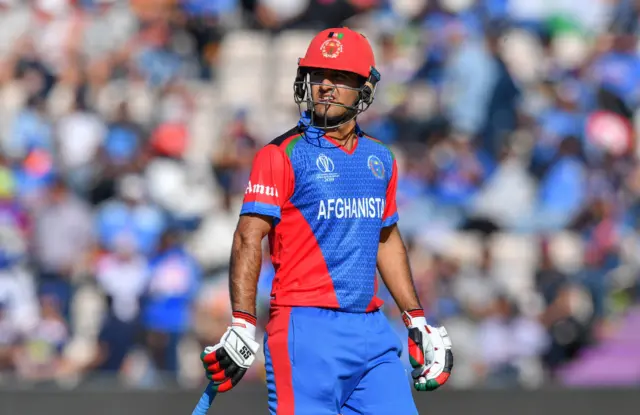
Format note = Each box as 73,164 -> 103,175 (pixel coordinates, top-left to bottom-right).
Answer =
267,306 -> 295,415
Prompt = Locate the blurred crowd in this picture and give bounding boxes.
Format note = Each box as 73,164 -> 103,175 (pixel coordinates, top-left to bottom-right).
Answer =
1,0 -> 640,391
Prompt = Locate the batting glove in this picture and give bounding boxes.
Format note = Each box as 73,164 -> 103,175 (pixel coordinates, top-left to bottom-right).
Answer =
200,311 -> 260,393
403,309 -> 453,391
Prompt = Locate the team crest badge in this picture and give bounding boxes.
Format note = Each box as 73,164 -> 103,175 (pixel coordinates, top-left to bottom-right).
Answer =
320,38 -> 343,59
368,155 -> 385,179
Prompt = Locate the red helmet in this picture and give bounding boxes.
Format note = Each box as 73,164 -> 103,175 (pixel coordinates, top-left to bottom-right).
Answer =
294,27 -> 381,130
298,27 -> 376,78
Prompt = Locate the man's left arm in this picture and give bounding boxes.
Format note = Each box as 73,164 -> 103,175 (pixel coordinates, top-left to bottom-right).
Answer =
377,224 -> 421,312
378,157 -> 421,312
377,157 -> 453,391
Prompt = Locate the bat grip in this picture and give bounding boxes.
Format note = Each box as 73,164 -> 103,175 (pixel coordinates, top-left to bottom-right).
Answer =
191,382 -> 216,415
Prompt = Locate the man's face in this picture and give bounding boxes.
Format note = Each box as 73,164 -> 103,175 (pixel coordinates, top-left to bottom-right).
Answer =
309,69 -> 361,120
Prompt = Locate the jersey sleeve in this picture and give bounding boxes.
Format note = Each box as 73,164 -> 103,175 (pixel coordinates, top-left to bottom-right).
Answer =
382,158 -> 399,228
240,145 -> 294,221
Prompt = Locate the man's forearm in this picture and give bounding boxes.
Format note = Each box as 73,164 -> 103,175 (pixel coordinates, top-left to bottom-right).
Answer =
229,229 -> 263,316
377,225 -> 422,312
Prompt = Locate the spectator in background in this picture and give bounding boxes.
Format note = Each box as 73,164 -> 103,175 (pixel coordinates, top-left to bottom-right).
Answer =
142,229 -> 201,377
470,142 -> 537,229
7,95 -> 53,160
572,193 -> 621,321
145,84 -> 213,230
103,102 -> 144,170
519,136 -> 587,232
534,239 -> 589,372
14,294 -> 69,384
96,174 -> 167,257
429,254 -> 462,321
480,24 -> 521,159
149,84 -> 193,159
13,39 -> 56,99
0,301 -> 20,374
531,81 -> 586,178
89,102 -> 145,206
476,294 -> 549,388
0,165 -> 38,334
535,240 -> 570,309
453,243 -> 504,321
179,0 -> 231,80
442,19 -> 498,140
212,110 -> 258,212
85,233 -> 148,380
591,34 -> 640,120
424,136 -> 493,229
0,155 -> 29,251
95,233 -> 148,327
56,93 -> 107,194
32,177 -> 94,318
12,148 -> 57,209
370,32 -> 419,123
133,19 -> 183,89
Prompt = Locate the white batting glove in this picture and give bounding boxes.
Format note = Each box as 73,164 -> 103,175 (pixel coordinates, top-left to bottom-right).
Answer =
403,309 -> 454,391
200,311 -> 261,392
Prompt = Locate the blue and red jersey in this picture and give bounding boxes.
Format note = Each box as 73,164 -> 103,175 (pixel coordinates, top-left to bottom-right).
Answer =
241,118 -> 399,313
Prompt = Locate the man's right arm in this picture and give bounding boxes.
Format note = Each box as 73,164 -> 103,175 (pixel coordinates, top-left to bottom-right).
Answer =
201,144 -> 293,392
229,144 -> 294,317
229,214 -> 272,317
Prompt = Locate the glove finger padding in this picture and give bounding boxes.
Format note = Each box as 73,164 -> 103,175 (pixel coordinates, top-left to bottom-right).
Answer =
408,327 -> 427,368
413,326 -> 453,391
213,367 -> 248,392
201,346 -> 248,391
201,345 -> 232,371
205,348 -> 242,382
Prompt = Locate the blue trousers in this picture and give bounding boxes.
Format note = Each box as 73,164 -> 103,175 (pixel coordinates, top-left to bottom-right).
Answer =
264,307 -> 418,415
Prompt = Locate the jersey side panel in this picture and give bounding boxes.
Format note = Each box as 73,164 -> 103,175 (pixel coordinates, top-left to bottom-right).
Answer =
269,134 -> 341,309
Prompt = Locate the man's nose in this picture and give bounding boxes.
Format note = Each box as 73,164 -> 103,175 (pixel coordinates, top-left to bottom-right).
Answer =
319,79 -> 336,91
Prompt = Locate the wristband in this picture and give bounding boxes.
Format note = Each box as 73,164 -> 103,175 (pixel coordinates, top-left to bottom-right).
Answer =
232,311 -> 257,338
402,308 -> 425,328
232,311 -> 257,326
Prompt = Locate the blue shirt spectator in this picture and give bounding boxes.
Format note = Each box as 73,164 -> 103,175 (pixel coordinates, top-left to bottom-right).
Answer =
182,0 -> 238,16
590,43 -> 640,109
443,36 -> 498,135
430,141 -> 494,207
142,232 -> 202,334
538,138 -> 587,227
534,109 -> 585,165
103,103 -> 143,167
96,175 -> 167,255
8,97 -> 53,160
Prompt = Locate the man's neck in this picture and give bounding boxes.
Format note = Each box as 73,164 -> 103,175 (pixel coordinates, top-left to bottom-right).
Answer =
325,120 -> 358,151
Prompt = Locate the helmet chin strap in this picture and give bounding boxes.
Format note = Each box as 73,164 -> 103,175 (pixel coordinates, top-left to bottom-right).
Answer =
311,107 -> 358,130
308,90 -> 361,130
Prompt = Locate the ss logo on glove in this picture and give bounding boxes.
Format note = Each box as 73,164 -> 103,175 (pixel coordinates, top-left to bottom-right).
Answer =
239,345 -> 251,360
